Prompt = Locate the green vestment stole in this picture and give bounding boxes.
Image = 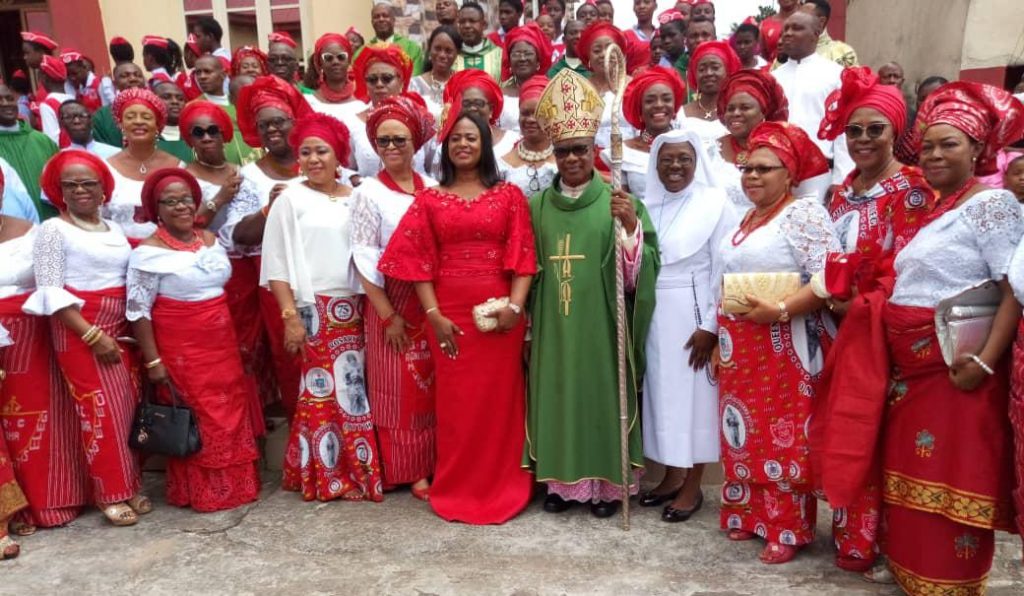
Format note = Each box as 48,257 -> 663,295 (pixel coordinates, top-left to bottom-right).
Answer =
524,172 -> 659,485
0,122 -> 58,219
454,41 -> 504,82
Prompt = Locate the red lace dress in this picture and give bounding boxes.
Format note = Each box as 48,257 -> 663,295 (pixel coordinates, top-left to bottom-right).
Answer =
378,182 -> 537,525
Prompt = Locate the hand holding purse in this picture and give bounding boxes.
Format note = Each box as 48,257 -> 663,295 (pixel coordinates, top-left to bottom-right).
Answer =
129,382 -> 202,458
473,297 -> 511,332
721,272 -> 802,315
934,280 -> 1001,367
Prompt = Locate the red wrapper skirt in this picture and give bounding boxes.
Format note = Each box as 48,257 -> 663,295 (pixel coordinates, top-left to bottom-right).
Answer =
222,255 -> 274,436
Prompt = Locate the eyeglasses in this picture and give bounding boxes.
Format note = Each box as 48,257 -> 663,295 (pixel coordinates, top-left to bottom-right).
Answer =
461,99 -> 490,111
320,51 -> 350,64
60,179 -> 101,193
657,156 -> 695,167
844,123 -> 888,140
190,124 -> 222,139
365,73 -> 397,86
257,117 -> 290,132
553,143 -> 592,158
267,56 -> 297,66
737,165 -> 786,176
375,135 -> 410,149
158,197 -> 195,208
509,51 -> 537,60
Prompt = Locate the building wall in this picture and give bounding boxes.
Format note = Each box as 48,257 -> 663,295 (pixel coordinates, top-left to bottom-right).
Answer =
96,0 -> 188,71
306,0 -> 372,45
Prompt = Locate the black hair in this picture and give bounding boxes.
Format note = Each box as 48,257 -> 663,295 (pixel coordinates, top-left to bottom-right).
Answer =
547,0 -> 567,10
110,39 -> 134,63
735,23 -> 760,38
24,41 -> 51,54
423,25 -> 464,72
802,0 -> 831,21
499,0 -> 524,13
143,38 -> 184,75
59,98 -> 88,113
194,16 -> 224,42
8,75 -> 30,95
440,111 -> 502,188
660,19 -> 686,36
688,15 -> 714,28
917,75 -> 949,92
460,1 -> 486,17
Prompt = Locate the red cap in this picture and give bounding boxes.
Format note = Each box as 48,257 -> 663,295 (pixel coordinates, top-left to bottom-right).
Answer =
142,35 -> 169,49
268,31 -> 298,49
20,31 -> 58,51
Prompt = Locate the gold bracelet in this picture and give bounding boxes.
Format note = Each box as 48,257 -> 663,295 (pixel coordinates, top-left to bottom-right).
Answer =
281,308 -> 297,320
81,325 -> 100,344
425,306 -> 440,315
86,332 -> 105,347
144,358 -> 163,369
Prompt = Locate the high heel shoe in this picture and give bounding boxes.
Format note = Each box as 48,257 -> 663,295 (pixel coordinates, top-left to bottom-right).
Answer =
411,484 -> 430,502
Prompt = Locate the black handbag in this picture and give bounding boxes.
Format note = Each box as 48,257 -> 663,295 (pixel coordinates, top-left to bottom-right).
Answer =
129,382 -> 202,457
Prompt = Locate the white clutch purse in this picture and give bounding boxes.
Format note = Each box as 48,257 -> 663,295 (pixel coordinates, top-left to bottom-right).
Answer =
934,280 -> 1001,366
472,297 -> 510,332
721,272 -> 802,315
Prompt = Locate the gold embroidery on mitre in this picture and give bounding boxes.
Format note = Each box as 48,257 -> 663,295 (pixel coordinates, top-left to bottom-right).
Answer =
883,470 -> 1014,530
889,559 -> 987,596
535,69 -> 605,143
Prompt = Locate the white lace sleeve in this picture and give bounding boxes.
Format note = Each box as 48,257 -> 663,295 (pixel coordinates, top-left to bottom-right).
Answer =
125,262 -> 159,321
350,189 -> 385,288
218,178 -> 263,253
779,200 -> 840,276
962,190 -> 1024,279
21,221 -> 85,315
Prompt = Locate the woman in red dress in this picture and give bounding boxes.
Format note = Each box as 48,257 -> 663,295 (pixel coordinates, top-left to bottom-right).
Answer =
0,326 -> 29,560
378,111 -> 536,525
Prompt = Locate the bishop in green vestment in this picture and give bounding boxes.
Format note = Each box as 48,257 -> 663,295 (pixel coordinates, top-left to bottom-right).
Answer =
524,70 -> 659,517
0,84 -> 58,219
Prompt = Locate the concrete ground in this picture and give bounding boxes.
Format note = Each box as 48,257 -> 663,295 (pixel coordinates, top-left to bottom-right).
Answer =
3,471 -> 1023,595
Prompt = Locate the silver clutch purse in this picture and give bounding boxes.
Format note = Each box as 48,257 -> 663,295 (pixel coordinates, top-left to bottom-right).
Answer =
472,297 -> 510,332
934,280 -> 1001,366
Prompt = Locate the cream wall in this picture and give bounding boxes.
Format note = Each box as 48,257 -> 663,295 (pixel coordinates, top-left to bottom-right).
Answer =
306,0 -> 372,46
97,0 -> 188,71
960,0 -> 1024,70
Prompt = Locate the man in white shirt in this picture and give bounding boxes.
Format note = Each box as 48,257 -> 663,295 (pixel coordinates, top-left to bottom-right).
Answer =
59,100 -> 119,158
771,10 -> 853,200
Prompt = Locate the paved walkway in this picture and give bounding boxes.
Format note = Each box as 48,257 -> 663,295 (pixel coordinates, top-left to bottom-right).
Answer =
4,473 -> 1023,595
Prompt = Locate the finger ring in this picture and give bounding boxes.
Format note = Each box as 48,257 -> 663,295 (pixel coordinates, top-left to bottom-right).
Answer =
439,341 -> 449,348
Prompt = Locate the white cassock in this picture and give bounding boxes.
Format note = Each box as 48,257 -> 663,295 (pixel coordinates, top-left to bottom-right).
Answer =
641,129 -> 738,468
772,52 -> 855,201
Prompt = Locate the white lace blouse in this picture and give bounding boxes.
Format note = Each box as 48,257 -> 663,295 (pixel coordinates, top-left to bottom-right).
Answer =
497,158 -> 558,197
350,175 -> 439,288
196,178 -> 233,234
260,180 -> 361,306
0,228 -> 37,299
103,160 -> 186,240
599,145 -> 650,201
218,162 -> 300,256
306,95 -> 369,124
23,218 -> 131,315
126,243 -> 231,321
892,189 -> 1024,308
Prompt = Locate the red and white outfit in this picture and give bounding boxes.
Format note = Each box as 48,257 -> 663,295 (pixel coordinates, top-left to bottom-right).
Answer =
126,243 -> 261,512
0,228 -> 89,526
66,72 -> 104,113
39,91 -> 74,145
23,218 -> 141,506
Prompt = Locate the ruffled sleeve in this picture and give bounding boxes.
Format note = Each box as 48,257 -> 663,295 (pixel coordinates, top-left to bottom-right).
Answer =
962,190 -> 1024,280
502,184 -> 538,276
125,249 -> 160,322
377,191 -> 439,282
22,220 -> 86,316
780,200 -> 841,276
350,185 -> 385,288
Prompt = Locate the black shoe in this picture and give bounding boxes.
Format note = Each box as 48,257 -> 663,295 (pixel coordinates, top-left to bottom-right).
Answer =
661,492 -> 704,523
591,500 -> 620,518
638,489 -> 680,507
543,493 -> 572,513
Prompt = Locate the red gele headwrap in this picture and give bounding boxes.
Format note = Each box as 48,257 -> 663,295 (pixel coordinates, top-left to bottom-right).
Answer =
819,67 -> 907,141
113,87 -> 168,131
657,9 -> 684,25
442,69 -> 504,126
748,121 -> 829,184
352,43 -> 413,103
40,55 -> 67,81
366,93 -> 437,152
185,33 -> 200,57
59,49 -> 84,64
518,75 -> 550,103
314,33 -> 354,64
717,69 -> 789,124
20,31 -> 58,51
178,100 -> 235,145
140,168 -> 202,223
231,46 -> 269,77
268,31 -> 298,49
504,23 -> 554,77
345,27 -> 363,40
623,66 -> 686,131
576,22 -> 627,71
142,35 -> 169,49
687,40 -> 740,92
289,112 -> 352,166
911,81 -> 1024,176
40,150 -> 116,212
237,75 -> 313,148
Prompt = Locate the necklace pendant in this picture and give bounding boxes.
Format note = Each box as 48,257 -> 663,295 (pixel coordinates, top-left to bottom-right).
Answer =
139,163 -> 147,175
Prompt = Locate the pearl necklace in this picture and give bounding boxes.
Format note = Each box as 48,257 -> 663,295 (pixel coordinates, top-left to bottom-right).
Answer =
516,142 -> 553,163
68,212 -> 108,232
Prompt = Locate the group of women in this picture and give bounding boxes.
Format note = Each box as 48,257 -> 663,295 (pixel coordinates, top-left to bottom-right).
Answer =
2,21 -> 1024,596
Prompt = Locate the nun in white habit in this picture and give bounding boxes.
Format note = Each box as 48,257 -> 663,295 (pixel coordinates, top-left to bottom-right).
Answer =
638,128 -> 738,522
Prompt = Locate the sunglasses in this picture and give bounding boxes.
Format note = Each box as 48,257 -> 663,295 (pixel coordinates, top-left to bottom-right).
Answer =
190,124 -> 222,139
320,51 -> 350,64
375,135 -> 410,149
158,197 -> 195,208
738,165 -> 786,176
365,73 -> 397,86
553,143 -> 592,158
844,123 -> 888,140
257,117 -> 290,132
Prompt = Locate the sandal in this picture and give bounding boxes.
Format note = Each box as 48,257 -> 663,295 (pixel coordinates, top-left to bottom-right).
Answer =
727,529 -> 756,541
836,554 -> 875,573
1,535 -> 20,560
100,502 -> 139,527
760,542 -> 799,565
127,494 -> 153,515
10,520 -> 36,537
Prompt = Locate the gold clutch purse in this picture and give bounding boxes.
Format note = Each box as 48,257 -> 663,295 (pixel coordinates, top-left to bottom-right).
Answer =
472,297 -> 510,332
722,272 -> 802,315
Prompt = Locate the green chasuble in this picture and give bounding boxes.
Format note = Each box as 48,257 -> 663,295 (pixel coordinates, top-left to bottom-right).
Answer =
547,57 -> 591,79
356,35 -> 425,76
454,40 -> 504,82
0,121 -> 58,220
523,171 -> 659,486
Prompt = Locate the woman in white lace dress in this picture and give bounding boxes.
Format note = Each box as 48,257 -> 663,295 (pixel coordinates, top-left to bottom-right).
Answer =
678,41 -> 738,156
23,150 -> 147,527
498,76 -> 557,196
103,88 -> 184,242
178,101 -> 244,234
126,168 -> 261,513
409,25 -> 462,116
880,82 -> 1024,595
714,122 -> 838,565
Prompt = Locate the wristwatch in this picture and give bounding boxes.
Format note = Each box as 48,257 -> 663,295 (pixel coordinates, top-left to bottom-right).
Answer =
777,301 -> 790,323
204,199 -> 219,213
